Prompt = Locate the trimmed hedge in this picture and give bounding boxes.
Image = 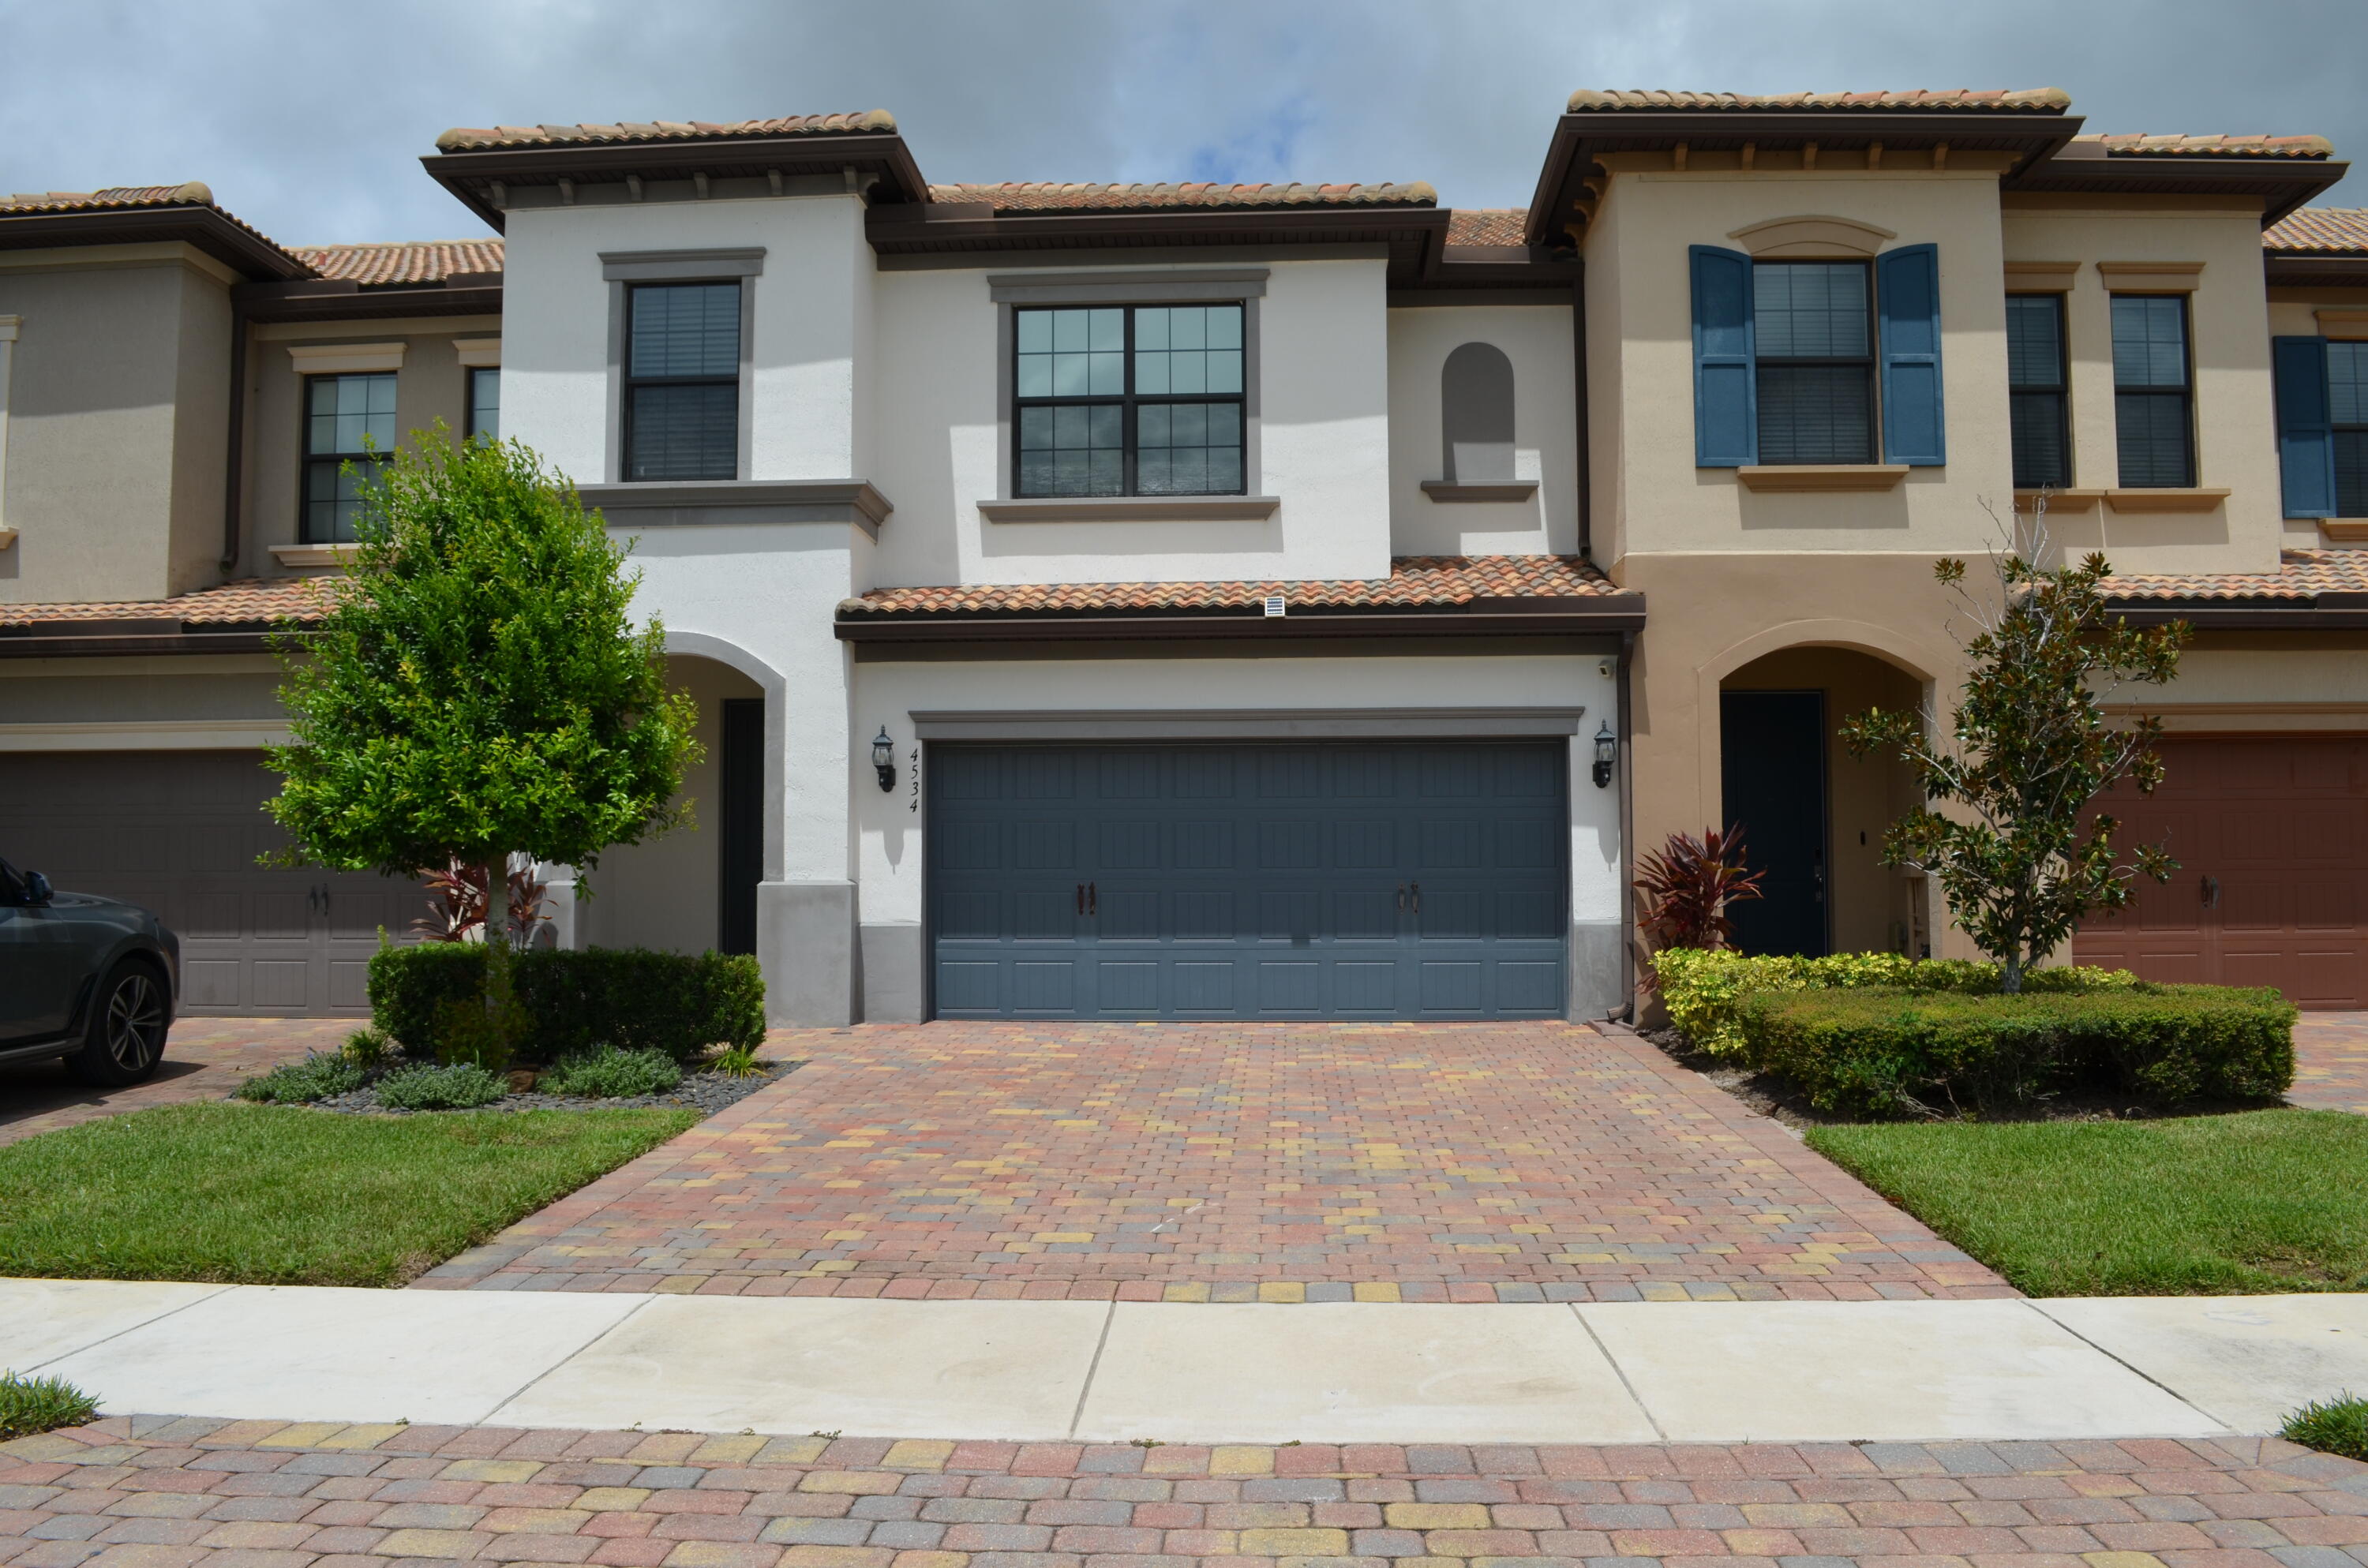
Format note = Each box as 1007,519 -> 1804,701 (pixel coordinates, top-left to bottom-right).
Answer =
1654,949 -> 2138,1058
1737,984 -> 2296,1118
369,945 -> 765,1065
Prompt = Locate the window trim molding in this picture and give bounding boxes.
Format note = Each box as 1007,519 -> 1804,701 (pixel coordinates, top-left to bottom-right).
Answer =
986,268 -> 1268,304
452,336 -> 502,369
600,247 -> 766,282
995,297 -> 1261,501
285,341 -> 406,375
609,275 -> 755,484
2003,260 -> 2080,290
2317,308 -> 2368,342
1725,215 -> 1895,257
2096,260 -> 2205,294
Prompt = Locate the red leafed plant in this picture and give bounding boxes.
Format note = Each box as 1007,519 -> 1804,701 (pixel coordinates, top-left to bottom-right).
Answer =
413,855 -> 552,946
1633,824 -> 1767,992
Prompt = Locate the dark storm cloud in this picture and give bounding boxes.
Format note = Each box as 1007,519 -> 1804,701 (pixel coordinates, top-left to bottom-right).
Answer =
1,0 -> 2359,245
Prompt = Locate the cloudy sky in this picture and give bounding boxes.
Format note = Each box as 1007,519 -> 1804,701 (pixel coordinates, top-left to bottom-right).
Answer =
3,0 -> 2362,246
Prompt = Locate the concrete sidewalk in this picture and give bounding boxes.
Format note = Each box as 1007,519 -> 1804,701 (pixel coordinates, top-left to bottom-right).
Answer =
6,1280 -> 2365,1446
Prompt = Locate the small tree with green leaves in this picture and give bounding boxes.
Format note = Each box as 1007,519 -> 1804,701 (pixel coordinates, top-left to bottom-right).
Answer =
1841,503 -> 2189,993
264,427 -> 702,945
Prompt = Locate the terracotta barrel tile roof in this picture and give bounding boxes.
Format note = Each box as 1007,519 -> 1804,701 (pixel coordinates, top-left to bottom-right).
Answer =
841,555 -> 1619,619
1446,209 -> 1527,247
1564,88 -> 2071,114
928,181 -> 1437,213
1,182 -> 215,213
2103,550 -> 2368,603
0,578 -> 340,629
2265,206 -> 2368,253
434,110 -> 896,153
2075,131 -> 2334,159
294,239 -> 505,286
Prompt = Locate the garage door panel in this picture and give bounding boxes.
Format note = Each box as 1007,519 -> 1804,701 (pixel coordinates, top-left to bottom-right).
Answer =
2077,736 -> 2367,1008
931,742 -> 1567,1020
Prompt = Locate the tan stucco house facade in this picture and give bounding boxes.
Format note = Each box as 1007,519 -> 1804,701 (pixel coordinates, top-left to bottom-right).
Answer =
4,88 -> 2365,1022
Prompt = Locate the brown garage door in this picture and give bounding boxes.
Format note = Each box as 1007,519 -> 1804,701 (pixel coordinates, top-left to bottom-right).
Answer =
3,751 -> 422,1016
2074,735 -> 2367,1008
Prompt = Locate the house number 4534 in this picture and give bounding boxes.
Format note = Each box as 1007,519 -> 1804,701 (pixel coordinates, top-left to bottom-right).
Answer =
909,747 -> 921,814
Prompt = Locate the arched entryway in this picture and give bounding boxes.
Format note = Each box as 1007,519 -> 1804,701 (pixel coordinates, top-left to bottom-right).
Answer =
1718,645 -> 1930,958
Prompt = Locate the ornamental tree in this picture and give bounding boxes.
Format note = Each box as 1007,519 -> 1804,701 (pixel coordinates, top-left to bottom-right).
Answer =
264,427 -> 701,938
1840,503 -> 2190,993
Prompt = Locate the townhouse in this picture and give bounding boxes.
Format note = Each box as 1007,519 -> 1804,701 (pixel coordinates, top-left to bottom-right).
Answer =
3,88 -> 2363,1024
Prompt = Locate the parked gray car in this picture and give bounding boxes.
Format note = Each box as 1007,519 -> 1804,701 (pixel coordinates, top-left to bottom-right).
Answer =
0,857 -> 177,1084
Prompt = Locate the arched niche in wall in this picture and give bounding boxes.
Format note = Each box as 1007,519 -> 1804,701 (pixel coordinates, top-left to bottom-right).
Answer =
1418,340 -> 1543,504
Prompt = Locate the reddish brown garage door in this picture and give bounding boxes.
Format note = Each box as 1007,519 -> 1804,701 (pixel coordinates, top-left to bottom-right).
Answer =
2074,735 -> 2367,1008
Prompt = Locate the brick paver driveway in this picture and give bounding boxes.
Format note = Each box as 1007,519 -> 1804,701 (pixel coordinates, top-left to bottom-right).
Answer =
416,1020 -> 2011,1301
6,1415 -> 2365,1568
0,1017 -> 347,1149
2292,1011 -> 2368,1113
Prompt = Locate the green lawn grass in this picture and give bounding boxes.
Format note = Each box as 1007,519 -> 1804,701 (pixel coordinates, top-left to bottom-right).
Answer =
0,1103 -> 696,1287
1806,1109 -> 2368,1296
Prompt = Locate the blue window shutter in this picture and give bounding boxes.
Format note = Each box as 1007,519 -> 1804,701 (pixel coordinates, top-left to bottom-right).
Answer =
2272,335 -> 2335,518
1691,245 -> 1755,466
1876,243 -> 1945,466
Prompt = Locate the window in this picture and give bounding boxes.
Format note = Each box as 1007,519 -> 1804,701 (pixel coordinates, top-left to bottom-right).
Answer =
2006,294 -> 2070,488
624,282 -> 740,481
1014,304 -> 1245,496
2111,295 -> 2194,488
302,372 -> 395,542
466,366 -> 500,443
1752,262 -> 1875,464
2332,342 -> 2368,518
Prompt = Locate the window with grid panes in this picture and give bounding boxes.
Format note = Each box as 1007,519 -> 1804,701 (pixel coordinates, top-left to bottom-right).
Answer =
2330,342 -> 2368,518
302,372 -> 395,542
2006,294 -> 2070,488
625,282 -> 740,481
1014,304 -> 1245,496
2111,295 -> 2195,488
1753,261 -> 1875,464
466,366 -> 500,443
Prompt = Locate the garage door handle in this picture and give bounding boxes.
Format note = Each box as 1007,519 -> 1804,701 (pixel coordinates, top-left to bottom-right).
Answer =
1088,881 -> 1097,916
1396,882 -> 1406,911
2201,874 -> 2220,908
1075,883 -> 1085,915
1410,881 -> 1420,914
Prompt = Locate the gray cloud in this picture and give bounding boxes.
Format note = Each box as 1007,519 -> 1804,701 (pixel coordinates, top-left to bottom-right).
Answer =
2,0 -> 2359,245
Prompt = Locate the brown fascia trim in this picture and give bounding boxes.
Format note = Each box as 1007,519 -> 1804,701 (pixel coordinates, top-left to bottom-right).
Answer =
423,133 -> 931,232
0,206 -> 312,281
2010,153 -> 2347,228
2265,253 -> 2368,290
834,600 -> 1647,644
232,277 -> 504,324
0,627 -> 288,659
867,201 -> 1453,282
2112,596 -> 2368,630
1523,110 -> 2085,245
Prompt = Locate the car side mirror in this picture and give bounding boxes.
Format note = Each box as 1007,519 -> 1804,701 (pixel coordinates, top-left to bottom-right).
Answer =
22,871 -> 52,904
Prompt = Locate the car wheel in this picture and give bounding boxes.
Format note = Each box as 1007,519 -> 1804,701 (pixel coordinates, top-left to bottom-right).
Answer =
64,961 -> 170,1087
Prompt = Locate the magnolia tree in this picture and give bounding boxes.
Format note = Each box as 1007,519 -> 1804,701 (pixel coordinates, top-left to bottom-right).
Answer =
264,428 -> 702,945
1841,502 -> 2190,992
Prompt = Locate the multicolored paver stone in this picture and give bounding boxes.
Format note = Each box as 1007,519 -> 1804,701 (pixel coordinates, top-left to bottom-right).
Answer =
2,1415 -> 2363,1568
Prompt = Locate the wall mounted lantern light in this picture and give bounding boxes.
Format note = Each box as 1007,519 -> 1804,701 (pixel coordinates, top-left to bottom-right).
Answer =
871,727 -> 897,792
1591,721 -> 1617,789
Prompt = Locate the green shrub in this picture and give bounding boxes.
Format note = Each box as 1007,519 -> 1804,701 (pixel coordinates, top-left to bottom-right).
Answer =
369,945 -> 765,1065
343,1027 -> 393,1068
710,1045 -> 765,1079
2282,1394 -> 2368,1461
374,1061 -> 508,1111
541,1046 -> 683,1098
1735,984 -> 2296,1118
0,1371 -> 99,1438
234,1052 -> 365,1105
1654,948 -> 2139,1058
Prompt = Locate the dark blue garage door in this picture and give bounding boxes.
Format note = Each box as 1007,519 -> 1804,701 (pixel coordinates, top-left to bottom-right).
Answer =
928,742 -> 1568,1019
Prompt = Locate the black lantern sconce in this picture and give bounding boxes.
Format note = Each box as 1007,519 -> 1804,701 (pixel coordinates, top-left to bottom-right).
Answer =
871,727 -> 897,792
1591,721 -> 1617,789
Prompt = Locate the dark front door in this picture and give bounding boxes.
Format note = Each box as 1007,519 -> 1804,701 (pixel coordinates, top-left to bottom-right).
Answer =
927,741 -> 1568,1020
1721,690 -> 1829,956
717,698 -> 764,956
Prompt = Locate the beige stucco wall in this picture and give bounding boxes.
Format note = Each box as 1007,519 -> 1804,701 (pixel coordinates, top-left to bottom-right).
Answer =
241,315 -> 494,579
0,245 -> 237,604
1586,163 -> 2017,562
2000,197 -> 2280,574
573,653 -> 763,956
